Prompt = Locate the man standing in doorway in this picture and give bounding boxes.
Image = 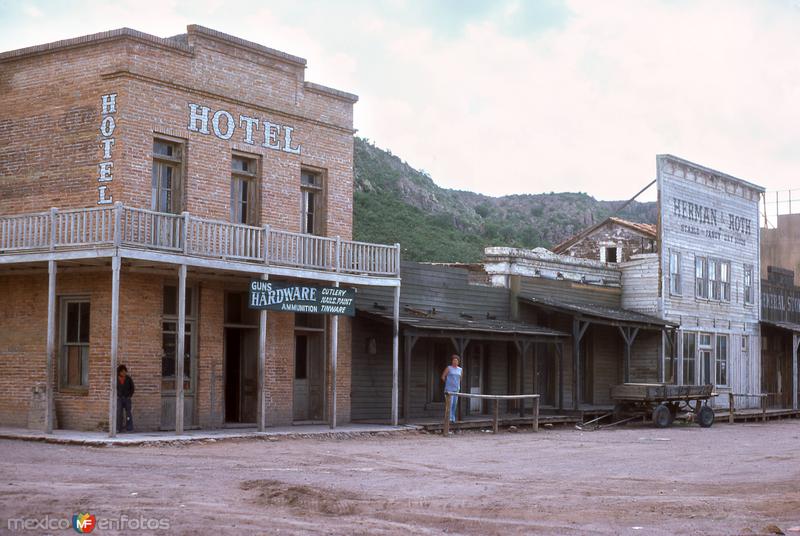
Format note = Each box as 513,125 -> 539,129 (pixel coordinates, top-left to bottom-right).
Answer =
117,365 -> 135,432
441,355 -> 463,424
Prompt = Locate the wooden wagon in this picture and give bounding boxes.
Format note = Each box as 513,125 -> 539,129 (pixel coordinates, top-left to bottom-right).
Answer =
610,383 -> 716,428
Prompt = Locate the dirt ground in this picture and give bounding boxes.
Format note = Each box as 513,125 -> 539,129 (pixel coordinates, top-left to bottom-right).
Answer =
1,421 -> 799,535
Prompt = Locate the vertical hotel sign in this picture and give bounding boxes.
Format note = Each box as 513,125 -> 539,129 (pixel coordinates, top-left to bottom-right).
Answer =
97,93 -> 116,204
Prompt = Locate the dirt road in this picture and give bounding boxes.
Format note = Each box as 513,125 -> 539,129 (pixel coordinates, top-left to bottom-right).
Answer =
1,421 -> 799,535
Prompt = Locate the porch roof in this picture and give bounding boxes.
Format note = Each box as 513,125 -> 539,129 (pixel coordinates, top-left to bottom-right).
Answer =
358,309 -> 567,339
761,319 -> 800,334
518,293 -> 677,329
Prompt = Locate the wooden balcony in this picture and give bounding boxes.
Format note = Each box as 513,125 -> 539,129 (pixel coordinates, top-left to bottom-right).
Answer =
0,203 -> 400,279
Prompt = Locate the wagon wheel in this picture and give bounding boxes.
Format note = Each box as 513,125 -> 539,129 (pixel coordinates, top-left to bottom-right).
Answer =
667,402 -> 679,423
697,405 -> 714,428
612,403 -> 627,421
652,404 -> 672,428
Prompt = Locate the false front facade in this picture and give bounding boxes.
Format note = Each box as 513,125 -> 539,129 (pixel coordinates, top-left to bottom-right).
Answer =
0,26 -> 400,435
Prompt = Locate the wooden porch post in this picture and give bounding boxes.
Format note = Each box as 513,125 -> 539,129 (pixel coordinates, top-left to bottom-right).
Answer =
556,342 -> 564,411
618,326 -> 640,384
391,285 -> 400,426
45,260 -> 57,434
108,256 -> 121,437
573,320 -> 589,409
175,264 -> 187,434
257,274 -> 268,432
793,333 -> 799,411
402,335 -> 418,423
330,282 -> 340,429
514,340 -> 525,417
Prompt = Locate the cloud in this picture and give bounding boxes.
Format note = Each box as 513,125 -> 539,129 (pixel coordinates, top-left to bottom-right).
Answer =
0,0 -> 798,201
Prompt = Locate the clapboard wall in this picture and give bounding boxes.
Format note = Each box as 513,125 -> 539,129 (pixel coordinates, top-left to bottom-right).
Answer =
658,155 -> 762,406
356,262 -> 511,319
620,255 -> 660,316
520,277 -> 622,308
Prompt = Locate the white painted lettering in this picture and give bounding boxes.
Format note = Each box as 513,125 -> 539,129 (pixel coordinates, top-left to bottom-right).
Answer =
101,138 -> 115,160
282,125 -> 301,154
188,104 -> 210,134
97,162 -> 113,182
100,116 -> 116,137
262,121 -> 281,150
101,93 -> 117,114
239,115 -> 259,145
97,185 -> 113,204
212,110 -> 235,140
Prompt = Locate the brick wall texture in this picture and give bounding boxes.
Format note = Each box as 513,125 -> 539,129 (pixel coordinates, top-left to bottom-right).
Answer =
0,26 -> 358,431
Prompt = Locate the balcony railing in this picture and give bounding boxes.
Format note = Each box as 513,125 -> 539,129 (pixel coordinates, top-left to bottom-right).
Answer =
0,203 -> 400,278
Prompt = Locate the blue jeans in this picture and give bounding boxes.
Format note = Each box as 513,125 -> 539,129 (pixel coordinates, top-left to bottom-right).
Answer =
446,392 -> 458,422
117,396 -> 133,432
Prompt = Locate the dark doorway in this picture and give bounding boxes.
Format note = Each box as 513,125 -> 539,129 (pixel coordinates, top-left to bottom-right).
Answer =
224,328 -> 258,424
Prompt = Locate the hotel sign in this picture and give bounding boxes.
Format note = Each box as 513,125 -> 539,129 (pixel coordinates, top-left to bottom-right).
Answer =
248,280 -> 355,316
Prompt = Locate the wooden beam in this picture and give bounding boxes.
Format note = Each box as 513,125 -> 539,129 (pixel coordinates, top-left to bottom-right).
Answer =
45,260 -> 56,434
257,273 -> 268,432
175,264 -> 187,434
519,341 -> 526,417
556,341 -> 564,410
330,281 -> 339,430
793,333 -> 799,411
391,285 -> 400,426
108,256 -> 120,437
402,334 -> 417,423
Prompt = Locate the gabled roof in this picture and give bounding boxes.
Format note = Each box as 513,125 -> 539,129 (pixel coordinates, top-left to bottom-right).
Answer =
552,216 -> 657,254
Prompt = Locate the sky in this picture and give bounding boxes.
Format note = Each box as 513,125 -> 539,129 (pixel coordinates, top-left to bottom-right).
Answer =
1,0 -> 799,202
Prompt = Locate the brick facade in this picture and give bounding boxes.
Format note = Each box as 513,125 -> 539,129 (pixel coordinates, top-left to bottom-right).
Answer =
0,26 -> 362,431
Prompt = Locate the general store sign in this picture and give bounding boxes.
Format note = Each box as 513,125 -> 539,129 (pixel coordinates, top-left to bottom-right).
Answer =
248,280 -> 355,316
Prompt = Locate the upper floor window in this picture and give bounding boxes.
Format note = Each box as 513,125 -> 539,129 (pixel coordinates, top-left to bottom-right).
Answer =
60,299 -> 90,389
301,170 -> 324,235
743,264 -> 754,305
695,256 -> 730,302
152,139 -> 184,214
695,257 -> 708,299
231,154 -> 259,225
669,250 -> 681,296
600,246 -> 619,263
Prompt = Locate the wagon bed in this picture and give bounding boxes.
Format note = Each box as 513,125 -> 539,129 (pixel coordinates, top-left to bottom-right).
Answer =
611,383 -> 714,402
578,383 -> 717,430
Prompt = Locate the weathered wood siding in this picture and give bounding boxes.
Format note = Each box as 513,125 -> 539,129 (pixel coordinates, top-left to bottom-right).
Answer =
658,156 -> 762,407
520,277 -> 621,308
620,254 -> 661,316
629,330 -> 661,383
591,325 -> 622,405
351,317 -> 394,421
357,261 -> 511,318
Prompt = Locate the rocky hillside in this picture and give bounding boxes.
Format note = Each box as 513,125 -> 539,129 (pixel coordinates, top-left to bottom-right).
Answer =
353,137 -> 656,263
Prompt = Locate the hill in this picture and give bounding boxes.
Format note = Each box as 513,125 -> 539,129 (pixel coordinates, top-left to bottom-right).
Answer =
353,137 -> 656,263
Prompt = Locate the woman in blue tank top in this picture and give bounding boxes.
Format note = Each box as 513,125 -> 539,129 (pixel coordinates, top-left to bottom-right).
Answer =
441,355 -> 462,423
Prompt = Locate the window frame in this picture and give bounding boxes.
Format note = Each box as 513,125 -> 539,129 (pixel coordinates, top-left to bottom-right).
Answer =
230,152 -> 260,226
161,284 -> 198,394
59,297 -> 91,391
743,264 -> 754,305
715,334 -> 729,387
669,250 -> 682,296
681,331 -> 696,385
151,137 -> 185,214
695,255 -> 731,303
300,168 -> 325,236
